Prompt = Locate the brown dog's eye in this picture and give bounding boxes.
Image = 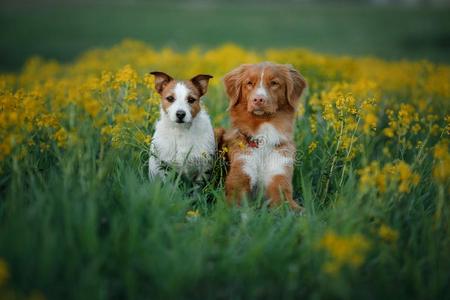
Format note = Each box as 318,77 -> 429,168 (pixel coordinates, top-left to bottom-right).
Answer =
166,96 -> 175,102
270,80 -> 279,87
187,96 -> 197,104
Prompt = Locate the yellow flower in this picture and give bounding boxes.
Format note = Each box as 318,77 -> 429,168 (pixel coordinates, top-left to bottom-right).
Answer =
308,141 -> 317,154
378,224 -> 399,243
186,210 -> 200,221
100,71 -> 112,91
125,89 -> 138,101
396,161 -> 419,193
358,160 -> 419,194
83,99 -> 102,118
0,141 -> 12,161
383,127 -> 395,138
434,141 -> 448,160
411,123 -> 421,134
114,64 -> 138,88
432,140 -> 450,184
309,116 -> 318,134
238,141 -> 246,150
318,231 -> 370,275
143,73 -> 155,90
36,114 -> 59,128
54,127 -> 68,148
135,131 -> 152,145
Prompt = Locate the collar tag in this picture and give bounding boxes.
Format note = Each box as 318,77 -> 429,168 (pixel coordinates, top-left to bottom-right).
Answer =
248,139 -> 259,148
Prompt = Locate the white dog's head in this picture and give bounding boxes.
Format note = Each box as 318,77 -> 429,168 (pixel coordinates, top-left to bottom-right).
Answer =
150,71 -> 213,125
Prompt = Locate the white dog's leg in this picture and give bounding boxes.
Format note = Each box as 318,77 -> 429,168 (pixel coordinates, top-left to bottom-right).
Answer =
148,156 -> 164,180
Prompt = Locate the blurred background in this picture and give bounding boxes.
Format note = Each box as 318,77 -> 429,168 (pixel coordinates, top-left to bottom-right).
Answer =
1,0 -> 449,71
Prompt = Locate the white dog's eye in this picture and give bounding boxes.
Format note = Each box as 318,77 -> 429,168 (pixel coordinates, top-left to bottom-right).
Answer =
187,96 -> 196,104
166,96 -> 175,102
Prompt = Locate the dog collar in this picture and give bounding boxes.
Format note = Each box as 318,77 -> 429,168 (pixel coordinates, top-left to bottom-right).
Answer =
245,136 -> 261,148
238,131 -> 264,148
236,128 -> 286,149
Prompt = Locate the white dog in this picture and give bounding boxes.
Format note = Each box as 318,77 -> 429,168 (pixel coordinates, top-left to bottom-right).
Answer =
148,71 -> 216,180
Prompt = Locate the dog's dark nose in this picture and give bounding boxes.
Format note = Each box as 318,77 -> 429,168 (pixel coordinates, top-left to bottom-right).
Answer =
253,97 -> 265,104
176,110 -> 186,120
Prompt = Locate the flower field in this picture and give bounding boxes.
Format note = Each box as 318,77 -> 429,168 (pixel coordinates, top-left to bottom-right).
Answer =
0,40 -> 449,299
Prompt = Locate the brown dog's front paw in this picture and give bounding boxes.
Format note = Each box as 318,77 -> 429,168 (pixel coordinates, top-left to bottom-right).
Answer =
290,201 -> 305,214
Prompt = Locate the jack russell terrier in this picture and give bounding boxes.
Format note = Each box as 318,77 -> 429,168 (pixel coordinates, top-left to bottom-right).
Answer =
148,71 -> 216,181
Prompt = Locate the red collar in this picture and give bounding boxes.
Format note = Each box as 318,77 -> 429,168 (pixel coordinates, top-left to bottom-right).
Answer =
242,132 -> 263,148
247,138 -> 259,148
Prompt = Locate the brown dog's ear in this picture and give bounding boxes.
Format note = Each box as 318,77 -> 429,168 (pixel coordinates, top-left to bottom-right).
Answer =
190,74 -> 213,96
223,64 -> 249,108
285,65 -> 307,110
150,71 -> 173,94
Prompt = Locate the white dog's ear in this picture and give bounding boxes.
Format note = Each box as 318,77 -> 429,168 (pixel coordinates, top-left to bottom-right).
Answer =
190,74 -> 213,96
284,65 -> 306,110
150,71 -> 173,94
223,64 -> 249,109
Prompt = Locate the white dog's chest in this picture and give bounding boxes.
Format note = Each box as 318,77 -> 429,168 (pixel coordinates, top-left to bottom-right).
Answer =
149,110 -> 215,178
157,132 -> 212,166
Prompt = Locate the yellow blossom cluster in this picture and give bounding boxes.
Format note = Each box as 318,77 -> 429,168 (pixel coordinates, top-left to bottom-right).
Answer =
432,140 -> 450,184
358,160 -> 420,194
384,104 -> 423,138
378,224 -> 399,243
318,231 -> 371,275
309,80 -> 379,161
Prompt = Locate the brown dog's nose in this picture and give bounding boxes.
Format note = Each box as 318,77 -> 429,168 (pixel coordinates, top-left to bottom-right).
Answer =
253,97 -> 265,104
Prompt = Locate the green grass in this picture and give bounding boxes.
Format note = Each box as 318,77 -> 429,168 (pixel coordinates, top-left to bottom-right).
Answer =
0,106 -> 448,299
1,2 -> 450,70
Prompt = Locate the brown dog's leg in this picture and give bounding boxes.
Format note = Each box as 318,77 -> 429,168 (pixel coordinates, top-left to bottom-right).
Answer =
266,174 -> 300,209
225,162 -> 251,206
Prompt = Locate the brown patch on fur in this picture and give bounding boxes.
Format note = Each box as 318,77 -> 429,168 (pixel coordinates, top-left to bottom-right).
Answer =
150,71 -> 173,94
190,74 -> 213,96
214,127 -> 226,150
222,62 -> 306,209
182,80 -> 202,118
159,80 -> 178,113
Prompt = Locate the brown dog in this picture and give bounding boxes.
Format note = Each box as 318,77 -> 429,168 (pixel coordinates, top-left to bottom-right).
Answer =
222,62 -> 306,208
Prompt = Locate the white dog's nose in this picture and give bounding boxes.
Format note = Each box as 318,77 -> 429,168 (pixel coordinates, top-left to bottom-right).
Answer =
176,110 -> 186,122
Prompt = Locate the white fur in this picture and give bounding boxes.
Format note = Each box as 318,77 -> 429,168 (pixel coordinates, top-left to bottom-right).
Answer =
238,123 -> 292,189
149,105 -> 215,180
255,68 -> 268,98
166,83 -> 193,123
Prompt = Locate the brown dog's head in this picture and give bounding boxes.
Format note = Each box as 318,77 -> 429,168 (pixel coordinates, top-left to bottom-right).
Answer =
223,62 -> 306,116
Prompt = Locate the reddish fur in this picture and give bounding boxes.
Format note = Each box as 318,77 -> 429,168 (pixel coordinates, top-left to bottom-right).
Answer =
214,127 -> 226,150
222,62 -> 306,209
225,163 -> 252,205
